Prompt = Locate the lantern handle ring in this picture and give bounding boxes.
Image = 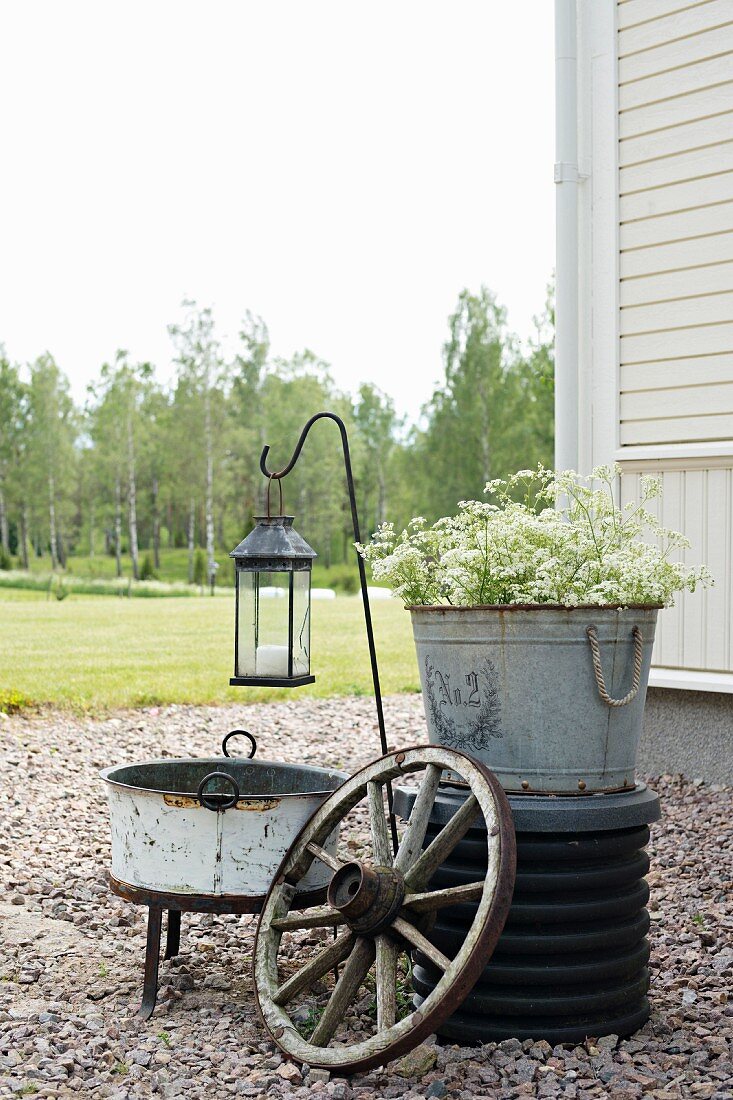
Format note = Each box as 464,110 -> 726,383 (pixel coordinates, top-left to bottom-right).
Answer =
222,729 -> 257,759
259,410 -> 398,855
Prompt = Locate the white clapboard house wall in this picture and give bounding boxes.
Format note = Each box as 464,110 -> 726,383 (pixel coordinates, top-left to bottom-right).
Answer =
556,0 -> 733,780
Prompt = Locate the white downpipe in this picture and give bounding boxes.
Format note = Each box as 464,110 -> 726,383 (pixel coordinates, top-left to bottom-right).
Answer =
554,0 -> 579,472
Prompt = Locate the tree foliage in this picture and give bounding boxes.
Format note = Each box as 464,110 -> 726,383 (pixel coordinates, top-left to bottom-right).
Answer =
0,289 -> 554,576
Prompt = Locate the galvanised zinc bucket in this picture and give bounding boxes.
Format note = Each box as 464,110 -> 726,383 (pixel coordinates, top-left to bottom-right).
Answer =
410,605 -> 659,794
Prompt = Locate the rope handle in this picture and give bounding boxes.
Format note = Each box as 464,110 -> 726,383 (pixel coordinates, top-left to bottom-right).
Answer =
586,625 -> 644,708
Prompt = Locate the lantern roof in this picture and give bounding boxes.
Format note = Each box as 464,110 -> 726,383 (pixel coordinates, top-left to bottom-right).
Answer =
229,515 -> 317,562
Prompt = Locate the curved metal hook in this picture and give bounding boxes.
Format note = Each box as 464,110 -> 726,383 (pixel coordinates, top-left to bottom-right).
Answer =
256,409 -> 397,854
259,411 -> 347,480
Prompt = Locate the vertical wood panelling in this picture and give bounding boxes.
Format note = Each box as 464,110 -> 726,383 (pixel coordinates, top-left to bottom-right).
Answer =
704,467 -> 728,668
620,465 -> 732,672
682,470 -> 704,666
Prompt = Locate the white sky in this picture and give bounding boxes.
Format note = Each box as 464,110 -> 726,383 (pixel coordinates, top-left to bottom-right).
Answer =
0,1 -> 555,424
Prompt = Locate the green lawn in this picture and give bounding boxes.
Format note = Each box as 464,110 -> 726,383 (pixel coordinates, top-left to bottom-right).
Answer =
0,591 -> 419,711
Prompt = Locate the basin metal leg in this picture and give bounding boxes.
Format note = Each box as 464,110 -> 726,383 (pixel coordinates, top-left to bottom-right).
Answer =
165,909 -> 181,959
139,906 -> 163,1020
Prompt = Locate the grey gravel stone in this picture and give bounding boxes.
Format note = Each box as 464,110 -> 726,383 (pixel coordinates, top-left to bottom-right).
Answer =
0,699 -> 730,1099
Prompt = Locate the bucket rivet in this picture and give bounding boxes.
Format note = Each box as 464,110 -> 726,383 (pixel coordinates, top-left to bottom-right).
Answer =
578,780 -> 586,791
521,780 -> 530,791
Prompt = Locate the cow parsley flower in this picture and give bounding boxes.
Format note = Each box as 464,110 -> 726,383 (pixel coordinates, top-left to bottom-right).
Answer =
357,465 -> 712,607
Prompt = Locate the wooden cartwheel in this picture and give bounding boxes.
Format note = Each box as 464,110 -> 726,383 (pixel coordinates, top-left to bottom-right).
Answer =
253,745 -> 517,1075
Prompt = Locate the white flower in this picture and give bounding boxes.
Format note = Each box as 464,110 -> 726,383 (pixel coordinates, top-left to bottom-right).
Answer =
356,466 -> 711,608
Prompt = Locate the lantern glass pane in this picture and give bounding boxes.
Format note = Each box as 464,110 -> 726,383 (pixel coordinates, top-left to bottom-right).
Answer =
254,570 -> 291,677
236,571 -> 257,678
292,570 -> 311,677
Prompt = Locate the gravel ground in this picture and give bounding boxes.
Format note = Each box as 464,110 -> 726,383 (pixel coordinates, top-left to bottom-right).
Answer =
1,697 -> 731,1099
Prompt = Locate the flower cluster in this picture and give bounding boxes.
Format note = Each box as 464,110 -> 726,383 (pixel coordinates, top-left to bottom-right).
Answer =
356,466 -> 712,608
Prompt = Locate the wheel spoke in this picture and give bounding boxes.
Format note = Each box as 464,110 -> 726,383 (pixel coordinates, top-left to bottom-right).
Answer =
310,936 -> 376,1047
392,916 -> 451,972
404,881 -> 486,912
305,841 -> 343,873
404,794 -> 481,891
272,930 -> 355,1006
375,935 -> 398,1031
270,906 -> 344,932
393,764 -> 443,873
367,781 -> 393,867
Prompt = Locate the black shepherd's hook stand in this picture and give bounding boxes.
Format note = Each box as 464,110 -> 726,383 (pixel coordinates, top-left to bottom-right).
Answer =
260,411 -> 399,854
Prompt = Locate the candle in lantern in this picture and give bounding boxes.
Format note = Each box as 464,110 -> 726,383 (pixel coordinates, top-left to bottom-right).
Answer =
255,645 -> 290,677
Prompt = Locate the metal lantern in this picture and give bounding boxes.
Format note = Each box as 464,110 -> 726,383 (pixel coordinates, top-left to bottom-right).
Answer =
229,514 -> 317,687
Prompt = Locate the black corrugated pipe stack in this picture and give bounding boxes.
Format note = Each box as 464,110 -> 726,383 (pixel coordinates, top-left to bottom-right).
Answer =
394,785 -> 660,1044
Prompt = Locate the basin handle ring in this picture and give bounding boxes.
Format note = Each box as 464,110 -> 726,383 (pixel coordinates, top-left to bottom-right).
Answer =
586,625 -> 643,707
222,729 -> 257,759
197,771 -> 240,811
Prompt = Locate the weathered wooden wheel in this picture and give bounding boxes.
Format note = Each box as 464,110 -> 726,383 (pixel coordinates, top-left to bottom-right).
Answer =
253,745 -> 516,1074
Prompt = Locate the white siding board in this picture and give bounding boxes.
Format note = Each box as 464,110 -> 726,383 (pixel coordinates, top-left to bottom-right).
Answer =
620,412 -> 733,443
619,23 -> 733,84
620,199 -> 733,248
620,261 -> 733,304
620,110 -> 733,164
620,139 -> 733,193
619,53 -> 733,110
620,172 -> 733,220
620,289 -> 733,333
606,6 -> 733,678
620,352 -> 733,389
621,321 -> 733,360
621,230 -> 733,276
619,0 -> 733,53
619,80 -> 733,138
618,1 -> 719,33
621,382 -> 733,419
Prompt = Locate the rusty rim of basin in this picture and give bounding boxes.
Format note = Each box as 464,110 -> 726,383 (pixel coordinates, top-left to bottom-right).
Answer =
99,758 -> 349,800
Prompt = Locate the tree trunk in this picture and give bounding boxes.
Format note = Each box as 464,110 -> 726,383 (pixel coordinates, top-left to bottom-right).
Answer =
20,505 -> 29,569
0,483 -> 8,553
167,502 -> 174,548
127,412 -> 139,580
188,498 -> 195,584
48,473 -> 58,570
477,380 -> 491,484
152,475 -> 160,570
377,466 -> 387,526
57,530 -> 67,569
204,379 -> 216,593
114,478 -> 122,578
89,501 -> 95,558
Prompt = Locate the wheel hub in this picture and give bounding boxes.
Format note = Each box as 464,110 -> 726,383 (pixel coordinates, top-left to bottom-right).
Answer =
327,861 -> 405,936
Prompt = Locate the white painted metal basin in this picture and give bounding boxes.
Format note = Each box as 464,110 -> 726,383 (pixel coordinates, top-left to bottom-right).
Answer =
100,757 -> 347,898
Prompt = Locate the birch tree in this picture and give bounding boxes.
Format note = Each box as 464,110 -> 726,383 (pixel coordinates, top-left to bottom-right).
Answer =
169,302 -> 223,591
87,352 -> 151,578
26,356 -> 76,568
0,351 -> 25,556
